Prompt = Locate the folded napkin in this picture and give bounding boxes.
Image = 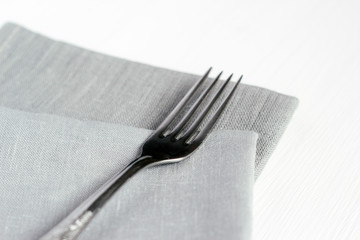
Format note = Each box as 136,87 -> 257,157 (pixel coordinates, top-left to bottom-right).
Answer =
0,23 -> 298,179
0,107 -> 256,240
0,23 -> 298,240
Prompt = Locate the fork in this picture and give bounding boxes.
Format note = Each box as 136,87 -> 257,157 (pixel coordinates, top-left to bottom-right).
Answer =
39,67 -> 242,240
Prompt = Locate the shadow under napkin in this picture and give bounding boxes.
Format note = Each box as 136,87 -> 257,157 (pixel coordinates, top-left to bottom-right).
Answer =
0,107 -> 257,240
0,23 -> 298,179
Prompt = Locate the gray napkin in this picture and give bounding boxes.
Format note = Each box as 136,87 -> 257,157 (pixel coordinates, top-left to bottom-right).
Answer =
0,23 -> 298,179
0,22 -> 298,239
0,106 -> 257,240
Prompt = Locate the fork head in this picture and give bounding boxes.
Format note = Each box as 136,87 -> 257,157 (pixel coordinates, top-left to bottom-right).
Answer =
141,67 -> 242,163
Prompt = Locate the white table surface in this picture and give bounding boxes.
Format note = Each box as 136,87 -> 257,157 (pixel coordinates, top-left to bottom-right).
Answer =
1,0 -> 360,239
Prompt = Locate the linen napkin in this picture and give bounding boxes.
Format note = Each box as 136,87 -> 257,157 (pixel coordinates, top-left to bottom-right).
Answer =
0,23 -> 298,179
0,22 -> 298,239
0,106 -> 257,240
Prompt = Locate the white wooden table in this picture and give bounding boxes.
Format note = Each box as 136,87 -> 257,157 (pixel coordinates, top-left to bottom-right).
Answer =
1,0 -> 359,239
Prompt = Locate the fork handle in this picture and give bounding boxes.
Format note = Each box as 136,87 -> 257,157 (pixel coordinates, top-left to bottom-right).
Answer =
39,155 -> 154,240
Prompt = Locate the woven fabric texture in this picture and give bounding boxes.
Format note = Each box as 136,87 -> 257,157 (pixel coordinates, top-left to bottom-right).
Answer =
0,23 -> 298,179
0,107 -> 256,240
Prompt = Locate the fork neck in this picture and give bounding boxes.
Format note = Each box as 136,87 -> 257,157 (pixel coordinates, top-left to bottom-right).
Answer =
88,155 -> 155,211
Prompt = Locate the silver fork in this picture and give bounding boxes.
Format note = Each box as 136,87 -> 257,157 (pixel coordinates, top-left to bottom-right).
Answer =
39,68 -> 242,240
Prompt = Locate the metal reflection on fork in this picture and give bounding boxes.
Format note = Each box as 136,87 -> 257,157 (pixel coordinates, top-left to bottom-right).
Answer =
39,67 -> 243,240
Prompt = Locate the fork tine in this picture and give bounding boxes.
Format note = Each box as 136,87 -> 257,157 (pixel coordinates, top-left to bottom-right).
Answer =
177,73 -> 234,141
157,67 -> 212,137
167,71 -> 223,138
187,75 -> 243,144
